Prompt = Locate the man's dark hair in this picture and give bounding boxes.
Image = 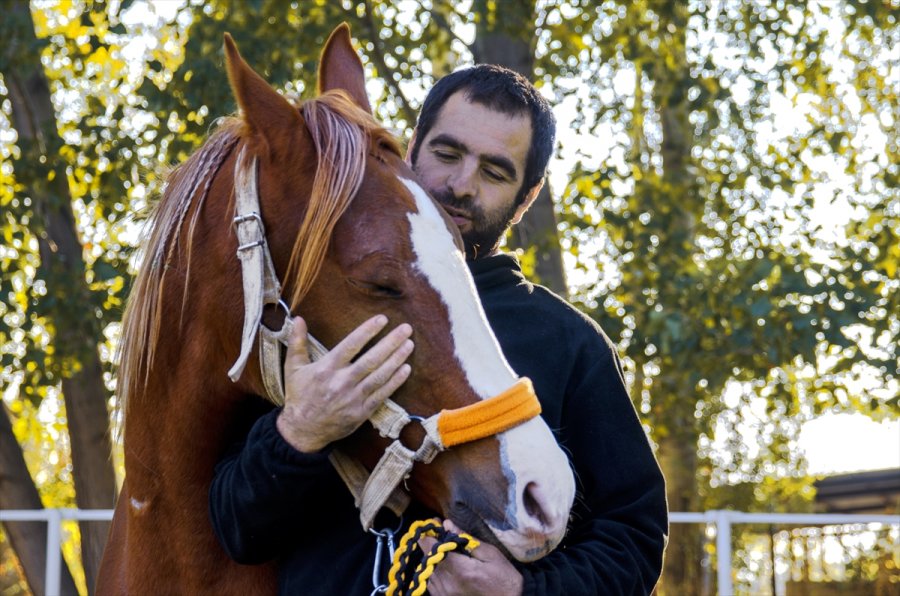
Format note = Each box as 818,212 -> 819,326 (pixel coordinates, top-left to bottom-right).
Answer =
410,64 -> 556,206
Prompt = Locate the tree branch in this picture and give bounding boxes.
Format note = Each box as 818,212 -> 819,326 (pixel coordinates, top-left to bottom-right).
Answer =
362,0 -> 418,127
430,8 -> 472,55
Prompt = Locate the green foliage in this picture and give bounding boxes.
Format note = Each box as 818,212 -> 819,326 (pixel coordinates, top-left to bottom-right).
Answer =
2,0 -> 136,407
134,0 -> 467,166
552,0 -> 897,505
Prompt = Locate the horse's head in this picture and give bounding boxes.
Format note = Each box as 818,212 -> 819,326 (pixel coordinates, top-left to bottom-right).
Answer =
223,25 -> 575,561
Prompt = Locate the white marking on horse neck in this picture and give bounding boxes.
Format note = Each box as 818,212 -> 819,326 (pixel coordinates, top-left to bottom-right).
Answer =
130,497 -> 148,512
400,177 -> 516,398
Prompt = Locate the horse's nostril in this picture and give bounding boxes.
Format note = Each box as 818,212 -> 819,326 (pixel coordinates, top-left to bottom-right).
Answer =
523,482 -> 549,528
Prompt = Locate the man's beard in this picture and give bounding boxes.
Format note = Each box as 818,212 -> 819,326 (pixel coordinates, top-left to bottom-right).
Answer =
431,188 -> 519,260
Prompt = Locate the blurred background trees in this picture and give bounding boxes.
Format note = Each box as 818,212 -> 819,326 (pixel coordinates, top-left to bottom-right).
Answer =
1,0 -> 896,594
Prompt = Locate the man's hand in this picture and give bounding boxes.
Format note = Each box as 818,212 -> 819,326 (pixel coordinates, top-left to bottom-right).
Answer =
276,315 -> 413,453
418,520 -> 523,596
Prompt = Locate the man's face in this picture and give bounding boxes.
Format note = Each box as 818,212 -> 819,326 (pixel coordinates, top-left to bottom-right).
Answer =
411,92 -> 533,259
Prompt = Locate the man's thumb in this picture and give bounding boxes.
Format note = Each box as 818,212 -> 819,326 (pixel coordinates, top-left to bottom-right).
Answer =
286,316 -> 311,365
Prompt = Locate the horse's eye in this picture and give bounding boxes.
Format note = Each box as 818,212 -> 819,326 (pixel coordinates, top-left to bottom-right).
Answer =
348,278 -> 404,299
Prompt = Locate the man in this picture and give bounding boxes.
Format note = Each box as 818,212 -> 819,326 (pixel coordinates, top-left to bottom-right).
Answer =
210,64 -> 668,594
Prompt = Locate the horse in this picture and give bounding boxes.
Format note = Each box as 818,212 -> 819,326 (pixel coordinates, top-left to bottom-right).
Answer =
96,24 -> 575,594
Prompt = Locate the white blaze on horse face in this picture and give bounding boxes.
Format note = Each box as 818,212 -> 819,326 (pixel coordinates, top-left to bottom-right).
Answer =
400,177 -> 517,397
401,177 -> 575,561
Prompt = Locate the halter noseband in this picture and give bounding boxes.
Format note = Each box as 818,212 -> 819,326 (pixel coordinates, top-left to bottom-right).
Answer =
227,147 -> 541,529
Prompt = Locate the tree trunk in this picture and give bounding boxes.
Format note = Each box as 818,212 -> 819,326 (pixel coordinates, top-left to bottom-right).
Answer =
4,1 -> 117,591
471,0 -> 568,296
651,3 -> 704,593
657,430 -> 704,594
1,406 -> 79,596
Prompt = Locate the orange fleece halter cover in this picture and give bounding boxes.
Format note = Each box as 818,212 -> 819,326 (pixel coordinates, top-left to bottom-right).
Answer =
437,378 -> 541,447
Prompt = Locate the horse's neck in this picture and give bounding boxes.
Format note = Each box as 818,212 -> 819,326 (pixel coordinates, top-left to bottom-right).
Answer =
125,321 -> 241,480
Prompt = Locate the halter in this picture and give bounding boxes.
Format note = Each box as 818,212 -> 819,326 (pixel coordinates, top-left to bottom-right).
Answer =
227,146 -> 542,529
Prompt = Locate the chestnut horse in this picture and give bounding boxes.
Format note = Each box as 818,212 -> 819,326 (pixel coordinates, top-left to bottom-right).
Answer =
96,25 -> 574,593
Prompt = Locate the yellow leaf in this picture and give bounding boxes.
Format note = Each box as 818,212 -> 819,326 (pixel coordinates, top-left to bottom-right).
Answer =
32,6 -> 50,37
881,255 -> 897,279
89,46 -> 110,67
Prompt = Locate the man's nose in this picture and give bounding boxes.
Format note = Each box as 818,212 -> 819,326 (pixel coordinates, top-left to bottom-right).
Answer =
446,161 -> 478,200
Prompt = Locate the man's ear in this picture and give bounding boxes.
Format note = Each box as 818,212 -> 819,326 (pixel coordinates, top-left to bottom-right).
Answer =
511,179 -> 545,224
405,130 -> 418,167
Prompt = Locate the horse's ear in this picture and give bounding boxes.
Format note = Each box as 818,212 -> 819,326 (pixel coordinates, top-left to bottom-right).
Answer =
224,33 -> 301,142
317,23 -> 372,114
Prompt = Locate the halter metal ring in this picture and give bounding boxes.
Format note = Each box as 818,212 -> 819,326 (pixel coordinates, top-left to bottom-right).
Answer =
368,513 -> 404,537
275,298 -> 291,318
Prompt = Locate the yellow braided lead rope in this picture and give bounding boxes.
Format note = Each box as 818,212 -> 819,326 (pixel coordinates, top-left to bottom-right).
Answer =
386,519 -> 480,596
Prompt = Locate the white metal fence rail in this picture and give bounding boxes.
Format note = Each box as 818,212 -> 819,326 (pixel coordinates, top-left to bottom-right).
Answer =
670,511 -> 900,595
0,508 -> 113,596
1,509 -> 898,595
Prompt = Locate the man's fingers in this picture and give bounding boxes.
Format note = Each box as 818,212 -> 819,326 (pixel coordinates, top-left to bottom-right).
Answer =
415,520 -> 522,595
358,338 -> 413,394
442,519 -> 492,562
286,316 -> 311,365
418,534 -> 437,554
329,315 -> 390,365
362,363 -> 411,414
348,323 -> 413,381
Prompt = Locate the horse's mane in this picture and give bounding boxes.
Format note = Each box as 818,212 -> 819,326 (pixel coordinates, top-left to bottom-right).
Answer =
285,92 -> 401,310
115,90 -> 401,427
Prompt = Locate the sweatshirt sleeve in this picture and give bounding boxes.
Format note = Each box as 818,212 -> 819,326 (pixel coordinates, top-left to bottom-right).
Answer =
208,408 -> 339,564
518,352 -> 669,595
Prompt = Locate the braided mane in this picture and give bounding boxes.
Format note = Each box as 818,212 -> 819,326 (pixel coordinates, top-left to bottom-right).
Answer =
116,121 -> 240,424
115,90 -> 400,425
